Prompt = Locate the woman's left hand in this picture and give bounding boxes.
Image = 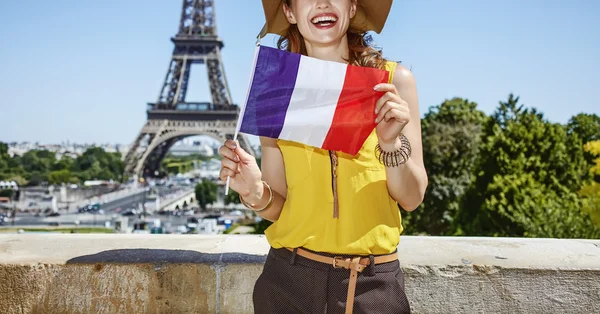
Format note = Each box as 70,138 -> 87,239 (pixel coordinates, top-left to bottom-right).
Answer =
373,83 -> 411,146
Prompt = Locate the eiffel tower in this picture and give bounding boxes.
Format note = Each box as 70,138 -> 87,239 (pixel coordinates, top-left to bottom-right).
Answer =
124,0 -> 255,179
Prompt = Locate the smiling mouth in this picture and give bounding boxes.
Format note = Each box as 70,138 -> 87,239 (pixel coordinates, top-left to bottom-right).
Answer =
311,14 -> 338,29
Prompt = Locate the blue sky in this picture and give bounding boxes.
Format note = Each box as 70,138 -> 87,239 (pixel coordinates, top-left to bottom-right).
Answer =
0,0 -> 598,145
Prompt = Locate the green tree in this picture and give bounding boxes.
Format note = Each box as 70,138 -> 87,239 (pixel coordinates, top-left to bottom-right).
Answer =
580,182 -> 600,228
0,144 -> 124,186
0,142 -> 8,157
97,169 -> 115,181
9,175 -> 28,187
224,189 -> 241,205
0,189 -> 14,198
579,141 -> 600,227
567,113 -> 600,176
4,154 -> 25,181
404,98 -> 487,235
195,179 -> 217,210
73,171 -> 91,183
161,154 -> 212,175
48,169 -> 72,185
484,173 -> 599,238
53,155 -> 74,171
0,142 -> 9,178
256,157 -> 262,169
567,113 -> 600,145
585,141 -> 600,176
456,94 -> 596,238
21,150 -> 56,174
27,171 -> 47,186
73,148 -> 124,182
251,219 -> 273,235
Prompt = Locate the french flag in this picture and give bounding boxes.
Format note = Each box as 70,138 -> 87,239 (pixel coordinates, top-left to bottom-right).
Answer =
237,45 -> 389,156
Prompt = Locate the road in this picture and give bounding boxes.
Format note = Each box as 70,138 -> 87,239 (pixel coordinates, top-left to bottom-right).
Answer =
4,186 -> 193,227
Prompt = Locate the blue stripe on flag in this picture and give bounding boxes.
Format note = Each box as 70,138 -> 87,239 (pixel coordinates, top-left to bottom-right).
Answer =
239,45 -> 301,139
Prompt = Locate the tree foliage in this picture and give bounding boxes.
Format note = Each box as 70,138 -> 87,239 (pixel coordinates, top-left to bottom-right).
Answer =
251,219 -> 273,235
161,153 -> 212,175
224,189 -> 241,205
568,113 -> 600,173
404,98 -> 486,235
195,179 -> 217,210
0,189 -> 14,198
48,169 -> 73,185
0,145 -> 124,186
567,113 -> 600,145
579,141 -> 600,228
402,94 -> 599,238
454,94 -> 597,238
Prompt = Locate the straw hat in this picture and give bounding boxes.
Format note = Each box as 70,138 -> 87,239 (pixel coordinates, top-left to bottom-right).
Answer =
260,0 -> 393,37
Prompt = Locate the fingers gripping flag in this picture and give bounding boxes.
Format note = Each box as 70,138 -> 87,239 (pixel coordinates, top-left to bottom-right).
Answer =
237,45 -> 389,156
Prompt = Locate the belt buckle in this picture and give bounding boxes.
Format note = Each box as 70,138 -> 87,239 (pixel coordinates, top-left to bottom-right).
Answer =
332,256 -> 344,268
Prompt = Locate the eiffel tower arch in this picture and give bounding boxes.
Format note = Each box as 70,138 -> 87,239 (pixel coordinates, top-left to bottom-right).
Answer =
124,0 -> 255,178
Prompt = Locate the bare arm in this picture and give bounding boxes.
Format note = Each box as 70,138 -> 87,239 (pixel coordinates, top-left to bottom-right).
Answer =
375,64 -> 428,211
245,137 -> 287,221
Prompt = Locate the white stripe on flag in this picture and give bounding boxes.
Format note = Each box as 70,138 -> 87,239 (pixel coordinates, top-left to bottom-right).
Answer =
279,56 -> 348,148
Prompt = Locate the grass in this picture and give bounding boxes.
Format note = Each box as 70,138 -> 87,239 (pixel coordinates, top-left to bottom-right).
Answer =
222,224 -> 240,234
0,227 -> 114,234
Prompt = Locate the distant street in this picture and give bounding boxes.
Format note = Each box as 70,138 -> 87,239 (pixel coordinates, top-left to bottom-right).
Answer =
4,185 -> 192,227
1,180 -> 251,235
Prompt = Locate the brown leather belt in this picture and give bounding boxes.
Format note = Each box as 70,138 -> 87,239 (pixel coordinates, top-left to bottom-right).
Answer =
286,247 -> 398,314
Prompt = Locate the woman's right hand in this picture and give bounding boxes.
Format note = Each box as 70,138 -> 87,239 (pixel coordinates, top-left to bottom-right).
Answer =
218,139 -> 263,202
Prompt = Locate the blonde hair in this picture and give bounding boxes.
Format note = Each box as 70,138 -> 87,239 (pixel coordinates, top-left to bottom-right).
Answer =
278,1 -> 387,70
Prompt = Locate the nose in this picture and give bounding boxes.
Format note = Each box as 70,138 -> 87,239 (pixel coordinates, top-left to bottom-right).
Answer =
315,0 -> 331,10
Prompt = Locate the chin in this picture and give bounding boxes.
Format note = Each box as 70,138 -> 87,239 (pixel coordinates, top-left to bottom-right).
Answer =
306,30 -> 347,46
311,36 -> 343,46
299,21 -> 349,48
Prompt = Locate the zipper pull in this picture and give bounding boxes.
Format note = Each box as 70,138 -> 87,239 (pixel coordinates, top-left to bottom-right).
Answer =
329,150 -> 339,218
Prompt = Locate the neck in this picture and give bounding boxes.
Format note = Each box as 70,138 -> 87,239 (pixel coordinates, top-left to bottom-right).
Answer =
304,36 -> 350,64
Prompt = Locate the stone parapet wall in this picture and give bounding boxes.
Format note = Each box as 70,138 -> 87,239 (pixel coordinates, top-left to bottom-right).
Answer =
0,234 -> 598,313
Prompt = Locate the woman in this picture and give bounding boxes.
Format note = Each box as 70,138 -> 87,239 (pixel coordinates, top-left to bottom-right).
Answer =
219,0 -> 427,313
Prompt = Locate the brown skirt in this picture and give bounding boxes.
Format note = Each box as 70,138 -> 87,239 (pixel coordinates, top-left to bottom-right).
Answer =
253,247 -> 411,314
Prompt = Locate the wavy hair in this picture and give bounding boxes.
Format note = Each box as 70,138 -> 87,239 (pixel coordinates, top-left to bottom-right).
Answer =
278,0 -> 387,70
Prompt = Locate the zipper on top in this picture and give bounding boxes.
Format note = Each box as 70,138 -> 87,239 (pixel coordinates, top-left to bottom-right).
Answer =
329,150 -> 339,218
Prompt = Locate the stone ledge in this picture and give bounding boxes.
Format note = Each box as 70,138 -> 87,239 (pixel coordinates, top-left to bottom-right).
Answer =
0,235 -> 599,314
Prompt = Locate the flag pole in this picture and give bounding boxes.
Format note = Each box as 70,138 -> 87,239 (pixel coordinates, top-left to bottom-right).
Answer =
225,24 -> 266,196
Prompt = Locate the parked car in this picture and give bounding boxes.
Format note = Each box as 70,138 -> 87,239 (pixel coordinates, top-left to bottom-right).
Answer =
121,209 -> 138,216
78,203 -> 102,213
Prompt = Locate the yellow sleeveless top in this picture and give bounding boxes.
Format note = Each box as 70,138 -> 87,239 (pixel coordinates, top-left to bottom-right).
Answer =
265,61 -> 402,255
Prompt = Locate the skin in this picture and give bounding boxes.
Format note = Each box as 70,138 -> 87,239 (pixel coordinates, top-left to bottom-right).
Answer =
219,0 -> 428,221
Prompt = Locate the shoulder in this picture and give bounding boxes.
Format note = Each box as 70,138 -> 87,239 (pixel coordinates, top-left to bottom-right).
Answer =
391,63 -> 416,89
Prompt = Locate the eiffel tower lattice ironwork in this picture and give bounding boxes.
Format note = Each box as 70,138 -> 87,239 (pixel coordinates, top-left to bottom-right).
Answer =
124,0 -> 255,178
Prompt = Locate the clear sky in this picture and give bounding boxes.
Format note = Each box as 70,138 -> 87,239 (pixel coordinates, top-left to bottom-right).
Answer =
0,0 -> 598,145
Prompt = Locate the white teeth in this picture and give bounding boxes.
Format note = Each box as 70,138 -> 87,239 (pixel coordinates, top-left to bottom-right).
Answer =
311,16 -> 337,23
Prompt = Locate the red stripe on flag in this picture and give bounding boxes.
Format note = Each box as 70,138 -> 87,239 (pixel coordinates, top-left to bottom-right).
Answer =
321,65 -> 390,155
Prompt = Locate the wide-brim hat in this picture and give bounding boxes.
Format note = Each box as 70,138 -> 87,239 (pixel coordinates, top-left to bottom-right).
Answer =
260,0 -> 393,38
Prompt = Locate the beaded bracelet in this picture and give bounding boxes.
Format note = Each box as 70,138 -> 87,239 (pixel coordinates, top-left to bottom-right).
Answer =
374,134 -> 412,167
239,181 -> 274,213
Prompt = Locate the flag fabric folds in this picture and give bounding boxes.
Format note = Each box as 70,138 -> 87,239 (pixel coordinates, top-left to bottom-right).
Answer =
238,45 -> 389,156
